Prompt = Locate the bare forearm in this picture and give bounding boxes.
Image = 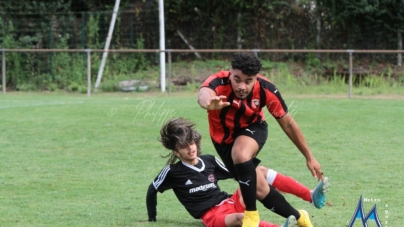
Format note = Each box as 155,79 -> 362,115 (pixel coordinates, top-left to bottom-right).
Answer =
198,88 -> 212,109
198,88 -> 213,109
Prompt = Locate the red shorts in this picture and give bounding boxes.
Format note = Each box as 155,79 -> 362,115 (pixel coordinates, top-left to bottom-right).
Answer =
200,190 -> 245,227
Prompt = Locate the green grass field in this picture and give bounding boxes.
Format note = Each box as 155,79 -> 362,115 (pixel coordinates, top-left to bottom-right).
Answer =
1,92 -> 403,227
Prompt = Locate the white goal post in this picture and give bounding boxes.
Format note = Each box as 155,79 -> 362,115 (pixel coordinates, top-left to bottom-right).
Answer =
94,0 -> 121,91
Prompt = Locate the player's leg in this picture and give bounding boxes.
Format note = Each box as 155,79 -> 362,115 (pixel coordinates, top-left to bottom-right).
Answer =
221,213 -> 291,227
223,213 -> 244,227
256,169 -> 313,226
258,190 -> 314,227
259,166 -> 330,209
232,121 -> 272,227
231,135 -> 261,227
236,189 -> 297,227
259,166 -> 311,202
200,191 -> 244,227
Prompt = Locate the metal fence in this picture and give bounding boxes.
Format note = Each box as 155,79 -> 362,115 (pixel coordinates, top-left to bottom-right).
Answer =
1,48 -> 404,98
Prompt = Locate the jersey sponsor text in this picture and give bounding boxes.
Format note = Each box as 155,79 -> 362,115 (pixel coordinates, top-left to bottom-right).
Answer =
189,183 -> 217,193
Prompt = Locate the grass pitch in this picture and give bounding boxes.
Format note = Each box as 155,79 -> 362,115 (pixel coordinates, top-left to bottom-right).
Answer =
0,92 -> 403,226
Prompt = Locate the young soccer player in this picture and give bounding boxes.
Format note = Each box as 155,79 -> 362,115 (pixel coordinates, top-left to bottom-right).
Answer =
198,52 -> 326,226
146,118 -> 330,227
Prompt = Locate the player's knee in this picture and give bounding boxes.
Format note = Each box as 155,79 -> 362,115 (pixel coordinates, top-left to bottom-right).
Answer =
225,213 -> 244,227
231,150 -> 253,163
256,177 -> 270,199
234,213 -> 244,226
257,166 -> 268,177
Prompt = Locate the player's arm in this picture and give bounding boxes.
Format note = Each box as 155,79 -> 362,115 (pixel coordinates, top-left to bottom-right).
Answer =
146,183 -> 158,222
213,156 -> 233,180
276,114 -> 323,180
198,87 -> 230,110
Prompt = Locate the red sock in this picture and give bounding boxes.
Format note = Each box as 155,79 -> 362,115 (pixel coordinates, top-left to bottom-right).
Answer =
259,220 -> 279,227
271,173 -> 312,202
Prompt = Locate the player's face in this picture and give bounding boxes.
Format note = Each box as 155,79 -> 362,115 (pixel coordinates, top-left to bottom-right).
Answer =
175,142 -> 198,165
229,69 -> 257,100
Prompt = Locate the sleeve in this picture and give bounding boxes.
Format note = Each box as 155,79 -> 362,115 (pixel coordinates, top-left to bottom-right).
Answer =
201,74 -> 218,88
212,155 -> 233,180
146,183 -> 158,222
145,165 -> 172,222
200,71 -> 227,93
262,85 -> 288,119
152,165 -> 172,192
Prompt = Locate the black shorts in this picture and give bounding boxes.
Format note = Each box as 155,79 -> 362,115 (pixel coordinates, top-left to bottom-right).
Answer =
212,121 -> 268,180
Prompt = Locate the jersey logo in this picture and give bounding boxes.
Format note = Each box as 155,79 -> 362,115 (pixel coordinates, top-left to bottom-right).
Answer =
221,79 -> 224,84
245,129 -> 255,135
252,99 -> 259,108
239,179 -> 250,186
232,100 -> 241,107
185,179 -> 193,185
274,89 -> 278,94
208,174 -> 215,182
189,183 -> 216,193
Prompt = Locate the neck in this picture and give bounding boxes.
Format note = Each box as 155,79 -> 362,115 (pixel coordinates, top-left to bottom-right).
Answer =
181,158 -> 199,166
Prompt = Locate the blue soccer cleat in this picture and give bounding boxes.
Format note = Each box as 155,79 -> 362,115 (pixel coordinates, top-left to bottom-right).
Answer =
281,215 -> 297,227
311,177 -> 330,209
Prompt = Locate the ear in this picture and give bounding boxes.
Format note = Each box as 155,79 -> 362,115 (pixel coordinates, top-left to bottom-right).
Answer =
172,150 -> 179,157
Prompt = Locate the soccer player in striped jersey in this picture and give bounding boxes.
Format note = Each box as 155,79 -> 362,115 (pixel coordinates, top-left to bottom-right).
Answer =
146,118 -> 329,227
198,52 -> 326,227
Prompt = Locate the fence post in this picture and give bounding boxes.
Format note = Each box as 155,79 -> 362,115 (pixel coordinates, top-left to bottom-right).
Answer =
86,49 -> 92,97
252,49 -> 260,58
347,50 -> 354,98
2,49 -> 5,94
167,50 -> 172,97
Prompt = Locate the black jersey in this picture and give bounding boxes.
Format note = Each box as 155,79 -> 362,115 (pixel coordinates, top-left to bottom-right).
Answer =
147,154 -> 233,219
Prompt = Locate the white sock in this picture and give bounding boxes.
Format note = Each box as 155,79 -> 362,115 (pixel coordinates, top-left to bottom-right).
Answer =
266,168 -> 278,185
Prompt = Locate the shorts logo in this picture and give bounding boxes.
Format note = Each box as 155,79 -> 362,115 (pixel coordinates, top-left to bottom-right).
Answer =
348,195 -> 383,227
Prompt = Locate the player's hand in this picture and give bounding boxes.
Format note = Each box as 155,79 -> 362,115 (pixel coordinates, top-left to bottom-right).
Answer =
148,216 -> 156,222
206,95 -> 230,110
307,157 -> 324,181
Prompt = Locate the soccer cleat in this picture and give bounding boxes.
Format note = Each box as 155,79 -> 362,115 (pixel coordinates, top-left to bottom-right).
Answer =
297,210 -> 313,227
311,177 -> 330,209
242,210 -> 260,227
281,215 -> 297,227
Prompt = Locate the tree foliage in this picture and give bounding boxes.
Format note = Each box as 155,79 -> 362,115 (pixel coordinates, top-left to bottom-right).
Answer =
1,0 -> 404,90
317,0 -> 404,49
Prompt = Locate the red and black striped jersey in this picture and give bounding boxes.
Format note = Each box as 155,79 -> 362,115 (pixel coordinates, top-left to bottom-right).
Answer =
149,155 -> 233,219
201,70 -> 288,144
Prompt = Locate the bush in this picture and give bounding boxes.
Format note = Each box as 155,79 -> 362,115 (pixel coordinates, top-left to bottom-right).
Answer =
67,82 -> 80,92
17,83 -> 37,91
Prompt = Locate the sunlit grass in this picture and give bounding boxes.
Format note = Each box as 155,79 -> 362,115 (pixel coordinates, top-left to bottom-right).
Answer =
0,92 -> 403,226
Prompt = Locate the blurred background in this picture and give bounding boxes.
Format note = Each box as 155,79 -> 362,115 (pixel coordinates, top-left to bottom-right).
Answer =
1,0 -> 403,93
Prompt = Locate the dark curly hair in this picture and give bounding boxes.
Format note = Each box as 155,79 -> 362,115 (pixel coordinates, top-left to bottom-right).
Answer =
231,52 -> 262,76
159,117 -> 202,165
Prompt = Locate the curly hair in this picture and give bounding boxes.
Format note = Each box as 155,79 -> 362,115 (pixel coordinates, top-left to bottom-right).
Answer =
159,117 -> 202,165
231,52 -> 262,76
